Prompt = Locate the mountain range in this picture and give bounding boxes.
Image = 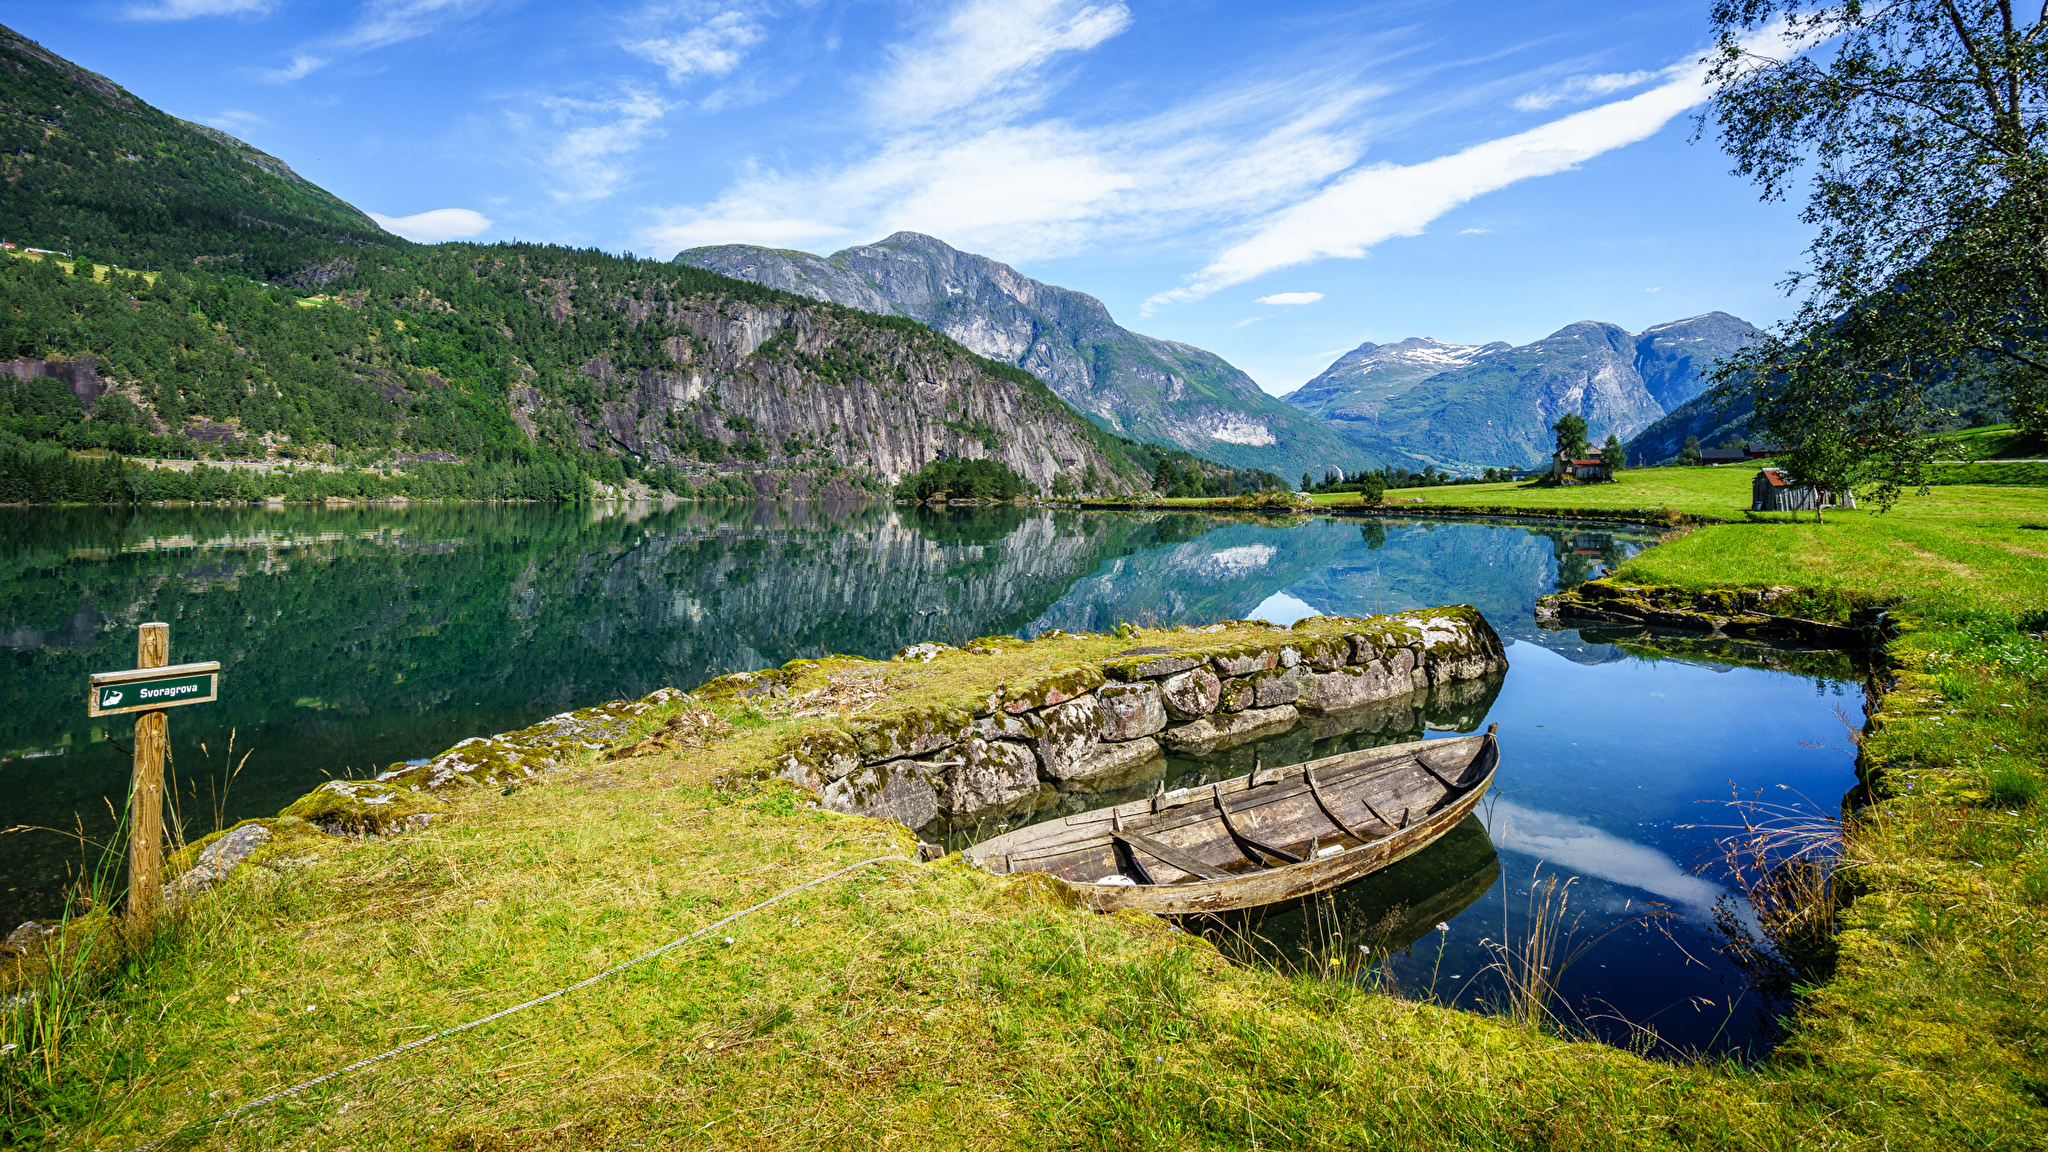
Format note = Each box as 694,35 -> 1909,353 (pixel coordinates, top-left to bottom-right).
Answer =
0,22 -> 1298,500
676,235 -> 1378,481
1286,313 -> 1763,471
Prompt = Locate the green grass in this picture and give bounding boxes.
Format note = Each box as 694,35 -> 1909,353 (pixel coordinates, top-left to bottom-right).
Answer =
1318,466 -> 2048,618
1939,423 -> 2046,461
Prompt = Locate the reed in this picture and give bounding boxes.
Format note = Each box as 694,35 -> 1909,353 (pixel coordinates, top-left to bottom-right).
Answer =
1478,865 -> 1621,1031
1686,788 -> 1847,1012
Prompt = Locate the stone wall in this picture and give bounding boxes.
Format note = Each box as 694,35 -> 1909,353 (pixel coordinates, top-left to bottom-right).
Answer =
759,606 -> 1507,831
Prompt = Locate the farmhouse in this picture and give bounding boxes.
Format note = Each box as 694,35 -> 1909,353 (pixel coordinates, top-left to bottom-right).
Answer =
1550,454 -> 1613,483
1752,467 -> 1857,512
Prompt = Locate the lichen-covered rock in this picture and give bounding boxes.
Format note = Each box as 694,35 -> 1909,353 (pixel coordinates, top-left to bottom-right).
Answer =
822,762 -> 940,829
972,711 -> 1038,742
1056,737 -> 1165,788
856,705 -> 971,763
1160,706 -> 1300,753
1217,675 -> 1257,713
895,642 -> 956,663
944,738 -> 1041,814
1211,645 -> 1278,677
1102,651 -> 1204,681
164,822 -> 272,901
1252,666 -> 1303,708
282,778 -> 445,836
1299,666 -> 1377,713
697,669 -> 788,700
998,665 -> 1106,714
1097,682 -> 1167,741
1295,636 -> 1349,671
1160,666 -> 1222,719
1033,695 -> 1107,778
774,727 -> 862,790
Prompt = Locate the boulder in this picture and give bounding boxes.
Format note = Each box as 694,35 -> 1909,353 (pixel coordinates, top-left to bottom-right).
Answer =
1056,737 -> 1165,787
1159,706 -> 1300,754
1211,645 -> 1278,677
822,762 -> 941,829
1252,666 -> 1302,708
1160,666 -> 1222,719
1032,695 -> 1106,778
1097,682 -> 1167,741
856,705 -> 970,763
945,738 -> 1041,814
1217,676 -> 1257,713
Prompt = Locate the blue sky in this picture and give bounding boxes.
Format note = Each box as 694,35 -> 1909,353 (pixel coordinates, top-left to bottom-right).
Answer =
3,1 -> 1814,393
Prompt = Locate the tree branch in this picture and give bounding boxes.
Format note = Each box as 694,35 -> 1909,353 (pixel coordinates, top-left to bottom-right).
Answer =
1943,0 -> 2019,136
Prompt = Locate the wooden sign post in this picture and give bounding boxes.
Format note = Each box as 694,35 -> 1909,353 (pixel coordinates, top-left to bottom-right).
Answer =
88,623 -> 221,930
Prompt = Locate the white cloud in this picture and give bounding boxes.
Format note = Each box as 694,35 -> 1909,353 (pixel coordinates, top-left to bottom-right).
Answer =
536,87 -> 670,203
1459,227 -> 1489,234
263,0 -> 495,82
123,0 -> 273,19
1230,315 -> 1267,329
204,109 -> 267,134
643,65 -> 1375,261
1143,51 -> 1736,311
369,208 -> 495,242
1512,69 -> 1663,112
866,0 -> 1132,126
1645,285 -> 1662,293
1254,291 -> 1323,305
626,8 -> 766,82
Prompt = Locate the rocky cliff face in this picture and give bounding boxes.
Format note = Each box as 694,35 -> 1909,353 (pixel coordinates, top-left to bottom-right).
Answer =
676,232 -> 1378,482
551,290 -> 1139,495
1294,313 -> 1761,471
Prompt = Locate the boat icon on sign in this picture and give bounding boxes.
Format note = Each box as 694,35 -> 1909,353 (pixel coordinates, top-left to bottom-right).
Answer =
101,689 -> 123,708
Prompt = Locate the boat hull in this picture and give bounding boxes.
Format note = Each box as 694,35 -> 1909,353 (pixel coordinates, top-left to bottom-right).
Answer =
965,730 -> 1498,915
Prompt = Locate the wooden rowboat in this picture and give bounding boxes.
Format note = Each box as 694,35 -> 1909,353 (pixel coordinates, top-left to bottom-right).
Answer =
963,724 -> 1499,915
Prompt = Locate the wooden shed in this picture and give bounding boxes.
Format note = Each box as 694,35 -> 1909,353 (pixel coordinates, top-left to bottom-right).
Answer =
1752,468 -> 1856,512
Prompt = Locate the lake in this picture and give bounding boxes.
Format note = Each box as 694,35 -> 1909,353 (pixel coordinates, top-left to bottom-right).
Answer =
0,501 -> 1860,1055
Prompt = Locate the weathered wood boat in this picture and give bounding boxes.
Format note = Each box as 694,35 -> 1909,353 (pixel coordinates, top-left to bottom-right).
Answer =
963,725 -> 1498,914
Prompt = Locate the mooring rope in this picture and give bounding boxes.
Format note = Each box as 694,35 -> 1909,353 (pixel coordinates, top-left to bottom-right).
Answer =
132,853 -> 912,1150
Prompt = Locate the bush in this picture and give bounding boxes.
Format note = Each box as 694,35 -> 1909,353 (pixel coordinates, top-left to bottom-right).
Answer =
893,458 -> 1033,502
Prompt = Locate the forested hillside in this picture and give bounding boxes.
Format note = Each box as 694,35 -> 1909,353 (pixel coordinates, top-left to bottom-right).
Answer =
0,23 -> 1279,503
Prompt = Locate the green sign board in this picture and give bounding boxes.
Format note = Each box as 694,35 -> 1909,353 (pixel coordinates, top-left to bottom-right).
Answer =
88,661 -> 221,717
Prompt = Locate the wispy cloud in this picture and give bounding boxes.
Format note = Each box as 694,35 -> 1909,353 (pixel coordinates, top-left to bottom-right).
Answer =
1255,291 -> 1323,305
1459,227 -> 1489,234
263,0 -> 496,82
626,6 -> 767,83
534,87 -> 671,203
865,0 -> 1132,127
369,207 -> 494,242
1143,57 -> 1725,311
1512,69 -> 1662,112
123,0 -> 274,19
204,109 -> 267,134
642,11 -> 1377,262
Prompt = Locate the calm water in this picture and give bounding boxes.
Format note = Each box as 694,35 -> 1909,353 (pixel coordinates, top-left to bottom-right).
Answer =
0,502 -> 1859,1055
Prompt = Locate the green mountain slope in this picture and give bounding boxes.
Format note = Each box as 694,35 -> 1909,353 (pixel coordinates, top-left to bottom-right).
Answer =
676,233 -> 1383,481
0,24 -> 391,277
0,24 -> 1287,501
